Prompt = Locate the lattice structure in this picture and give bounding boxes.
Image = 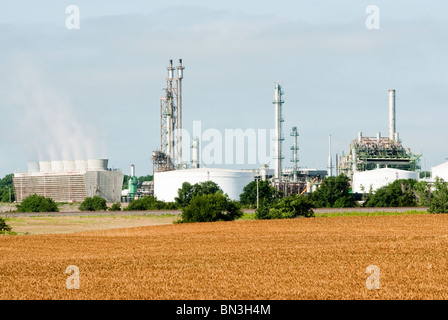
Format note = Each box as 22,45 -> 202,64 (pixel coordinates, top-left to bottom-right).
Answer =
158,59 -> 184,172
339,135 -> 421,179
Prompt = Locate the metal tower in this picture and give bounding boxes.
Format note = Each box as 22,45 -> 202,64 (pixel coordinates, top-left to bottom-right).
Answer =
273,82 -> 284,181
290,126 -> 299,182
157,59 -> 184,172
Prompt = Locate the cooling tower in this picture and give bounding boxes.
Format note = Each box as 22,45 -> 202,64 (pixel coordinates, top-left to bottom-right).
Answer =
87,159 -> 108,171
63,160 -> 76,172
75,160 -> 88,172
51,160 -> 65,173
39,161 -> 52,173
27,162 -> 40,173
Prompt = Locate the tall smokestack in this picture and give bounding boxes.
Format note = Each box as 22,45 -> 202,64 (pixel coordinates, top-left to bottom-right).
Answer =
273,82 -> 284,181
389,89 -> 396,140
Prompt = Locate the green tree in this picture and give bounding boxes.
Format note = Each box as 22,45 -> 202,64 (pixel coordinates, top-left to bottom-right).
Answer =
175,181 -> 223,207
79,196 -> 108,211
414,180 -> 432,206
311,174 -> 356,208
239,180 -> 279,207
16,194 -> 59,213
181,193 -> 243,223
364,179 -> 417,207
256,194 -> 315,219
175,182 -> 195,207
108,202 -> 121,211
125,196 -> 168,211
428,178 -> 448,213
0,174 -> 15,203
0,217 -> 12,232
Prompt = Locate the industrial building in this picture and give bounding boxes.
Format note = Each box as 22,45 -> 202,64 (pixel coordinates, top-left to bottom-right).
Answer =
151,60 -> 260,201
150,61 -> 326,201
352,168 -> 419,193
13,159 -> 123,203
338,90 -> 421,192
431,161 -> 448,182
154,168 -> 254,202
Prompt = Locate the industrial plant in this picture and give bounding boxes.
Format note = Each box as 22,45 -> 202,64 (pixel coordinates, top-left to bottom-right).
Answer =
149,60 -> 326,201
11,59 -> 448,205
338,89 -> 421,193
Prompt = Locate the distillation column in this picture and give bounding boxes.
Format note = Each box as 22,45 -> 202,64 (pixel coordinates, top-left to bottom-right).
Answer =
273,83 -> 284,181
290,126 -> 299,182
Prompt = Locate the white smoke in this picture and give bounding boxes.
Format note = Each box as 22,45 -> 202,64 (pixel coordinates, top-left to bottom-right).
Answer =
10,63 -> 107,162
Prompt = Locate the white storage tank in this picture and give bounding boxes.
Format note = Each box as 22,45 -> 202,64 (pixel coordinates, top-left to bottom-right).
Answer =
154,168 -> 255,202
353,168 -> 419,193
431,161 -> 448,182
39,161 -> 52,173
87,159 -> 108,171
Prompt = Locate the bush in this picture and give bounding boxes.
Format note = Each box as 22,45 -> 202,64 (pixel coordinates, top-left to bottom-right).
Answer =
125,196 -> 168,211
181,193 -> 243,223
311,174 -> 356,208
428,178 -> 448,213
16,194 -> 59,213
79,196 -> 107,211
363,179 -> 417,207
175,181 -> 223,207
0,217 -> 12,232
256,194 -> 315,219
239,180 -> 280,207
108,202 -> 121,211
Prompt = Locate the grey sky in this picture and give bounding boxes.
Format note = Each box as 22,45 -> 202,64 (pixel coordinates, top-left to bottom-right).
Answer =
0,0 -> 447,178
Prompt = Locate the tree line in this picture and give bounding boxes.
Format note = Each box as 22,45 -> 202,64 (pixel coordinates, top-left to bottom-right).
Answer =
3,173 -> 448,221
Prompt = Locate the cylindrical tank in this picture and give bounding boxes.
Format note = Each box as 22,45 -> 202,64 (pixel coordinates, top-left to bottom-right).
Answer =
39,161 -> 52,173
191,138 -> 200,168
128,164 -> 137,195
63,160 -> 76,172
87,159 -> 108,171
51,160 -> 64,173
75,159 -> 88,172
154,168 -> 254,202
28,162 -> 40,173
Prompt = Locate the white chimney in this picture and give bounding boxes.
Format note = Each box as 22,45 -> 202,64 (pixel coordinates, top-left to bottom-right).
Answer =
389,89 -> 396,140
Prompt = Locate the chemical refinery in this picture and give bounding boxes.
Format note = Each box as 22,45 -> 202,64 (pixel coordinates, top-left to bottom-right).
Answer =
338,89 -> 421,193
11,59 -> 448,204
150,60 -> 326,201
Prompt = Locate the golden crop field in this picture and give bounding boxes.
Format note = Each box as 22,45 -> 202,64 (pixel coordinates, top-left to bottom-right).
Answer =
1,214 -> 448,300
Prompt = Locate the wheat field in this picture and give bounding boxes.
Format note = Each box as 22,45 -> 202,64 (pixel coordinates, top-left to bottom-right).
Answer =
1,214 -> 448,300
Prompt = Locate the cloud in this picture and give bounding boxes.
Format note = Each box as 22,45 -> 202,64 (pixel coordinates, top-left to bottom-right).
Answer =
7,57 -> 107,162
